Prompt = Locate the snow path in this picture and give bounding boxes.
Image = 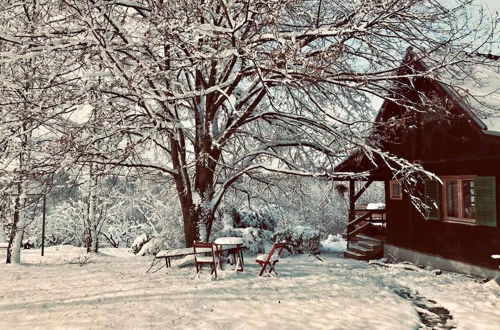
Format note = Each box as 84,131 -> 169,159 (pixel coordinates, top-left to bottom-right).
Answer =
0,247 -> 498,329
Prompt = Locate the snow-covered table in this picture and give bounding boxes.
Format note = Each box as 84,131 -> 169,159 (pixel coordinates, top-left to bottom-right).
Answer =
214,237 -> 245,272
147,242 -> 245,273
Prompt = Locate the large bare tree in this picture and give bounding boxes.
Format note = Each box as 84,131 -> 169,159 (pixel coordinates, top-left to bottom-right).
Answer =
2,0 -> 498,246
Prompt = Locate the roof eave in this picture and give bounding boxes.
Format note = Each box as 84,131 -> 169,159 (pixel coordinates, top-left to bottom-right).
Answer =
482,129 -> 500,137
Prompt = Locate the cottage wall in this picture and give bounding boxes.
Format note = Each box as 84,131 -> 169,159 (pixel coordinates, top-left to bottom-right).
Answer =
383,76 -> 500,270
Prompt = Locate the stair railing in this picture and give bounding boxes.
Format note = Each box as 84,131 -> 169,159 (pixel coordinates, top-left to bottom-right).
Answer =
346,209 -> 386,249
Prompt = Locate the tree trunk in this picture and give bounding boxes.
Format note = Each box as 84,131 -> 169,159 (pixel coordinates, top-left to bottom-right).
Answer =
170,131 -> 220,247
184,215 -> 198,247
0,217 -> 6,243
175,184 -> 216,247
11,182 -> 28,264
6,196 -> 20,264
85,164 -> 99,253
180,199 -> 215,247
90,172 -> 98,253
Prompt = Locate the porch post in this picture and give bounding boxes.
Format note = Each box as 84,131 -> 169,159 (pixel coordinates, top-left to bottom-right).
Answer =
347,180 -> 355,248
348,180 -> 355,223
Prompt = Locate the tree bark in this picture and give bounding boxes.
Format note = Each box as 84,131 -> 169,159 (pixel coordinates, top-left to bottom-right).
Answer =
11,181 -> 28,264
0,216 -> 6,243
6,195 -> 20,264
85,164 -> 99,253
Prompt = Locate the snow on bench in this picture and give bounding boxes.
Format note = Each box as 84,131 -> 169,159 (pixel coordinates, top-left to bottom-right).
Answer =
156,247 -> 205,259
147,244 -> 245,272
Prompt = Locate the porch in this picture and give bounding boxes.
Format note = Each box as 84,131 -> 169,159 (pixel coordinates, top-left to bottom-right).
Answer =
344,180 -> 388,261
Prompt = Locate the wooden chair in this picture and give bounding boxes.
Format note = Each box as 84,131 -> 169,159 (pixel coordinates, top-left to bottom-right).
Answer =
193,241 -> 219,279
255,242 -> 288,276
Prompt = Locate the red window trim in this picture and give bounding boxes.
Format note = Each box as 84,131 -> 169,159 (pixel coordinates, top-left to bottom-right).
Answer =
389,180 -> 402,200
441,175 -> 476,224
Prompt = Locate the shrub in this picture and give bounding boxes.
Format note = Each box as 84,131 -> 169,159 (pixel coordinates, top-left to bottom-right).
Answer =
272,226 -> 321,255
215,226 -> 274,255
129,233 -> 150,254
228,208 -> 278,231
136,236 -> 167,256
212,208 -> 278,254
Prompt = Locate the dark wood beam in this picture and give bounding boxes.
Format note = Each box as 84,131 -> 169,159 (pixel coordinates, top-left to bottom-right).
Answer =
348,180 -> 355,223
353,179 -> 373,202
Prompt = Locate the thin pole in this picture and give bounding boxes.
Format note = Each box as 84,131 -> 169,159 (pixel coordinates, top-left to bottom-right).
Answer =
348,180 -> 355,250
41,195 -> 46,257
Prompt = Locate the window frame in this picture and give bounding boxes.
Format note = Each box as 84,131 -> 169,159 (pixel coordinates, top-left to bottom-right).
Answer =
389,180 -> 403,200
442,175 -> 476,224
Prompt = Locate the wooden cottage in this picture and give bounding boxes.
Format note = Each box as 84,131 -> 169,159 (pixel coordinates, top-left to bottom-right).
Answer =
336,51 -> 500,278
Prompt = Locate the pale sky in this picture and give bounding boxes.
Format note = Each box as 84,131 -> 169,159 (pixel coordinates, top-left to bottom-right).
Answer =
474,0 -> 500,54
480,0 -> 500,12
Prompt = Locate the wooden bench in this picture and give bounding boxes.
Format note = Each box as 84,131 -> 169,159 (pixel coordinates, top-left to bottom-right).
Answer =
146,245 -> 245,273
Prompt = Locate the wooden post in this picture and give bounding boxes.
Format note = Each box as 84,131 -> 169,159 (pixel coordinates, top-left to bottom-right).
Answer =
41,194 -> 46,257
347,180 -> 355,248
348,180 -> 356,223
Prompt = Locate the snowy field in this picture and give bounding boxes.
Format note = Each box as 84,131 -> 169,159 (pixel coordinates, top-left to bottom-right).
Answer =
0,246 -> 499,330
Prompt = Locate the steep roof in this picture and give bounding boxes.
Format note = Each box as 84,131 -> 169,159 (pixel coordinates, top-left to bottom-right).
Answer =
334,51 -> 500,174
450,64 -> 500,135
413,51 -> 500,136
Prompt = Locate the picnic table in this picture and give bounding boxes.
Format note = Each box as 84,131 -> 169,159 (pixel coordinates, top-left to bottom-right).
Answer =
214,237 -> 245,272
147,240 -> 245,273
154,247 -> 205,269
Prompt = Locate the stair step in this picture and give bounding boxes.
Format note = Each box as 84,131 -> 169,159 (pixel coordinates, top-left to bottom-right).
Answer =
357,240 -> 381,249
355,234 -> 382,244
349,243 -> 372,254
345,248 -> 384,261
344,251 -> 370,260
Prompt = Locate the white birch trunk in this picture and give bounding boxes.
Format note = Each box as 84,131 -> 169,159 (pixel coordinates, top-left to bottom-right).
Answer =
83,166 -> 92,252
89,171 -> 98,252
0,218 -> 6,242
84,164 -> 99,253
11,182 -> 28,264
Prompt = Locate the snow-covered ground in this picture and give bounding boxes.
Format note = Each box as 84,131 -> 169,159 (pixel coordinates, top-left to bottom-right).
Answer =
0,246 -> 498,330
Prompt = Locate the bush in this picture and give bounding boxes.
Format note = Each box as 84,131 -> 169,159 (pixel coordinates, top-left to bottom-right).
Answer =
129,233 -> 150,254
212,208 -> 278,254
272,226 -> 321,255
320,234 -> 346,253
136,236 -> 167,256
228,208 -> 278,231
215,226 -> 274,255
214,209 -> 321,255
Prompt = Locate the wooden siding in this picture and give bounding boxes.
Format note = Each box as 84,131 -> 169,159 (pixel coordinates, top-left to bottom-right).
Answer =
367,72 -> 500,270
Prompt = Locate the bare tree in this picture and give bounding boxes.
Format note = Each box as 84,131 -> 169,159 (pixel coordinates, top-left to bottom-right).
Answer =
2,0 -> 498,246
0,0 -> 83,262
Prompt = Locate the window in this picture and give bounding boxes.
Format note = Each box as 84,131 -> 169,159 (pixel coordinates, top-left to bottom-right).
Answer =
390,180 -> 402,200
443,176 -> 475,223
424,176 -> 496,227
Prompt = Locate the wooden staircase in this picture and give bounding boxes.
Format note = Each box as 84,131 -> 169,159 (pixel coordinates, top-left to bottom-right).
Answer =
344,234 -> 384,260
344,207 -> 386,261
